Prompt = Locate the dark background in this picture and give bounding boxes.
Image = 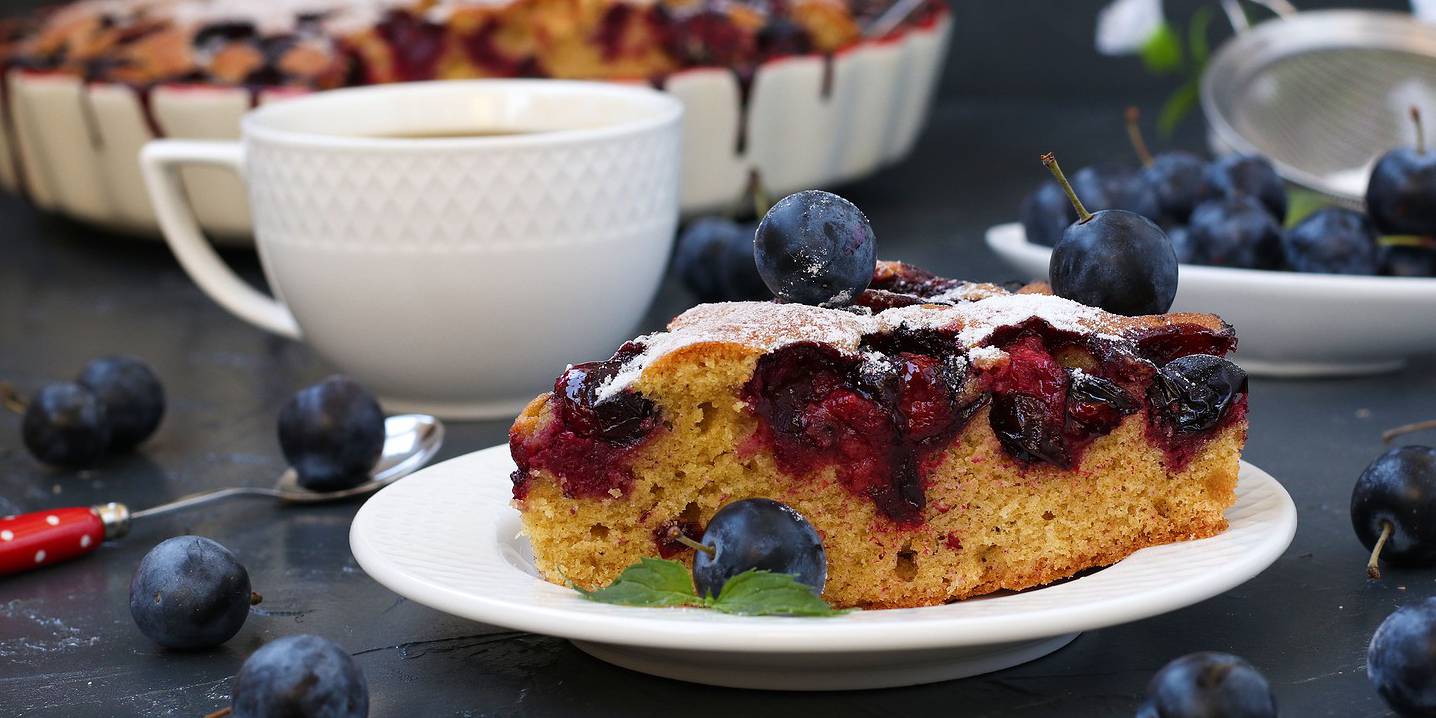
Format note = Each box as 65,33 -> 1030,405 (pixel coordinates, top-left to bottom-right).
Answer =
0,1 -> 1430,716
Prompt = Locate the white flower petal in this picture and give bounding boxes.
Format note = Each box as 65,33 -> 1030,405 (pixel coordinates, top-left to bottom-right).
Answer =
1096,0 -> 1166,56
1414,0 -> 1436,22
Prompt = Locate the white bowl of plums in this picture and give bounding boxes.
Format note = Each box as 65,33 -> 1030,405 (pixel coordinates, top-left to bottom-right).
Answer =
987,111 -> 1436,378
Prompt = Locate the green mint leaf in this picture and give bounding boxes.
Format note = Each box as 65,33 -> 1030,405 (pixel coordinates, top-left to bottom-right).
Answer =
576,558 -> 703,607
1187,6 -> 1214,67
1140,23 -> 1183,75
1158,78 -> 1200,138
708,570 -> 848,617
1284,187 -> 1331,228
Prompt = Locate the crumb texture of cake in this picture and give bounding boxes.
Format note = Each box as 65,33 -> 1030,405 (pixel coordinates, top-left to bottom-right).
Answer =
509,265 -> 1246,609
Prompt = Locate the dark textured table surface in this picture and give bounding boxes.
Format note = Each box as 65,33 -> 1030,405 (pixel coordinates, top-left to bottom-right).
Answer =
2,1 -> 1432,716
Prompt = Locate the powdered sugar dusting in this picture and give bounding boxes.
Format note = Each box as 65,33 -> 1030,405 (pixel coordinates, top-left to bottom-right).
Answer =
594,302 -> 869,402
594,293 -> 1138,401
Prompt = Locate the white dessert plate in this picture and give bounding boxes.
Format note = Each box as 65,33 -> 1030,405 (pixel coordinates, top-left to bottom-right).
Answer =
351,445 -> 1297,691
986,222 -> 1436,378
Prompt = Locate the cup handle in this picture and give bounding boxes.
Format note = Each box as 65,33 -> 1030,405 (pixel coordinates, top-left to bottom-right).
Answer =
140,140 -> 301,340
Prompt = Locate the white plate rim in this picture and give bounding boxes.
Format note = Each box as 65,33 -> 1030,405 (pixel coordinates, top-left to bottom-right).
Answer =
984,221 -> 1436,295
351,445 -> 1297,654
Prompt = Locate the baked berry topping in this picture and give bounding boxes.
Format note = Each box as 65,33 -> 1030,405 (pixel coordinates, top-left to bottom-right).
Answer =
755,17 -> 812,60
1146,354 -> 1248,469
510,344 -> 662,501
1148,354 -> 1247,433
986,334 -> 1071,466
1066,369 -> 1139,436
374,10 -> 446,82
662,10 -> 752,67
743,331 -> 979,524
557,347 -> 659,446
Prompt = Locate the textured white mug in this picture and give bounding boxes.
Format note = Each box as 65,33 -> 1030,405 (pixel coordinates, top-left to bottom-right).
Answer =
141,80 -> 683,420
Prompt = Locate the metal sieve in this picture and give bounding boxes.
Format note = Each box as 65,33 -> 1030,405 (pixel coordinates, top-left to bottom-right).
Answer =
1202,9 -> 1436,205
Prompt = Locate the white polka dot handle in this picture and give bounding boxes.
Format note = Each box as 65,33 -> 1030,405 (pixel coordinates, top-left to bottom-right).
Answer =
0,506 -> 109,576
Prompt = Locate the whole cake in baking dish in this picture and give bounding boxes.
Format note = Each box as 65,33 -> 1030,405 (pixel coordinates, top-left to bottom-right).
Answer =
0,0 -> 943,88
508,257 -> 1248,609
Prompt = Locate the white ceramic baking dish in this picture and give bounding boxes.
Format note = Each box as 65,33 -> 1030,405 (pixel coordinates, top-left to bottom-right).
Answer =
0,13 -> 951,243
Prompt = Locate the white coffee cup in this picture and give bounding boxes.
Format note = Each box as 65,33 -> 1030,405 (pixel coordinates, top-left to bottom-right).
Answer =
141,80 -> 682,420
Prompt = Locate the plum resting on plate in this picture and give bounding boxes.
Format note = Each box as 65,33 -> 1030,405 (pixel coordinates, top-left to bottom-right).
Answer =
691,498 -> 827,599
1366,106 -> 1436,236
1186,197 -> 1283,270
1019,180 -> 1076,248
1202,154 -> 1288,224
1282,207 -> 1379,275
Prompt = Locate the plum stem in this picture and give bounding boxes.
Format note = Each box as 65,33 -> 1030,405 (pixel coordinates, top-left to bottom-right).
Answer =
1413,106 -> 1427,154
250,591 -> 263,606
671,532 -> 715,557
1368,521 -> 1392,579
202,709 -> 232,718
1126,106 -> 1154,167
0,381 -> 26,415
1042,153 -> 1093,223
1383,418 -> 1436,444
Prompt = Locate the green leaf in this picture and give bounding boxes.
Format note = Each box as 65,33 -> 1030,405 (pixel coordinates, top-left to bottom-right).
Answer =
1140,23 -> 1184,75
1284,188 -> 1331,228
576,558 -> 704,607
1158,78 -> 1200,139
1187,6 -> 1214,67
707,570 -> 848,617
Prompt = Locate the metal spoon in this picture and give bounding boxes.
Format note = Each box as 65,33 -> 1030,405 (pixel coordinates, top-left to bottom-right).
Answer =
0,414 -> 444,576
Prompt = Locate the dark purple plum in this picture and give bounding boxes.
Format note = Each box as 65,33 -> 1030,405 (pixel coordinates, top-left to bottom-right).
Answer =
1148,354 -> 1248,433
1187,197 -> 1284,269
754,190 -> 876,306
691,498 -> 827,599
1381,244 -> 1436,277
1202,154 -> 1288,223
1369,598 -> 1436,717
1020,180 -> 1076,247
129,536 -> 251,650
77,355 -> 165,450
1137,652 -> 1277,718
22,382 -> 111,468
1144,150 -> 1209,223
673,217 -> 768,302
1367,107 -> 1436,236
232,634 -> 368,718
277,376 -> 385,492
1043,153 -> 1178,316
1072,164 -> 1161,219
1282,207 -> 1379,275
1353,446 -> 1436,578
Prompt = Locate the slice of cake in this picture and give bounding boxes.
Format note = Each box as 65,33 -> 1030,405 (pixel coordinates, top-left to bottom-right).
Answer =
509,261 -> 1246,609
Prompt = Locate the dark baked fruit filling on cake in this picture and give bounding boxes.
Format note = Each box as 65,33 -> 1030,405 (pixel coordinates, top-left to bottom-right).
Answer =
0,0 -> 945,90
510,255 -> 1247,608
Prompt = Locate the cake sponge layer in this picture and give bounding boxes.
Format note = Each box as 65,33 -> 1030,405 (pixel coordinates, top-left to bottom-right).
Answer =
512,343 -> 1240,609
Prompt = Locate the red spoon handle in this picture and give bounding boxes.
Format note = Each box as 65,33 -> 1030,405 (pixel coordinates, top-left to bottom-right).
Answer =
0,507 -> 106,576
